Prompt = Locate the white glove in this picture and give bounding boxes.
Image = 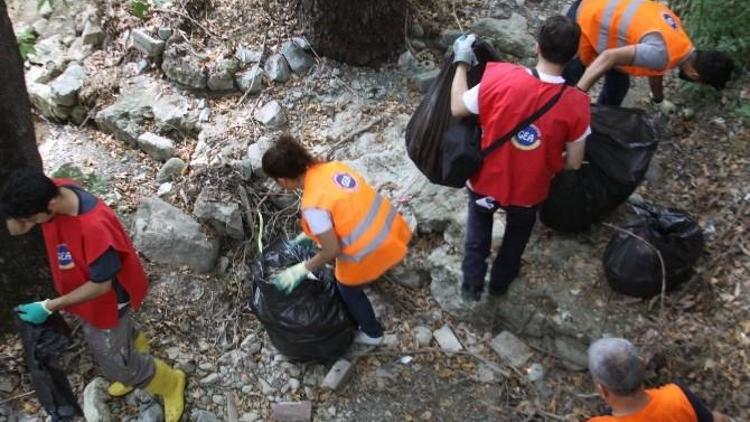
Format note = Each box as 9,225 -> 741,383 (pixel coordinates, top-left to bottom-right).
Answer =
452,33 -> 477,66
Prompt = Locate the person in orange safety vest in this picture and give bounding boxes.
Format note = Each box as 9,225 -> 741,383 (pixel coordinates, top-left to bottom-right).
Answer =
563,0 -> 734,107
587,337 -> 731,422
262,135 -> 412,346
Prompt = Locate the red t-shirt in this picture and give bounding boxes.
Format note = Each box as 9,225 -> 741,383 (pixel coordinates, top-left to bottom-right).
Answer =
469,63 -> 590,207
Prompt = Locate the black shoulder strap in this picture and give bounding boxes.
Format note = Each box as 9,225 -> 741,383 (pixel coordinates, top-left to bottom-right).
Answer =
480,82 -> 567,158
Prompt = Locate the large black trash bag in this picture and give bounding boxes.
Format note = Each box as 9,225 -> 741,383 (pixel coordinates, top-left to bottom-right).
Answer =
603,202 -> 704,298
13,313 -> 82,421
540,105 -> 659,232
405,40 -> 501,185
249,239 -> 355,362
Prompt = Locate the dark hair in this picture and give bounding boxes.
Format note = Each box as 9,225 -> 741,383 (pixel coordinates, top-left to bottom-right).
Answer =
0,168 -> 59,219
693,50 -> 734,90
537,15 -> 581,65
261,135 -> 318,179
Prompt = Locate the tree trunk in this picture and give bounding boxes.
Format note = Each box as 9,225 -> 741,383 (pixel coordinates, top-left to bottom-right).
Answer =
298,0 -> 406,66
0,0 -> 50,334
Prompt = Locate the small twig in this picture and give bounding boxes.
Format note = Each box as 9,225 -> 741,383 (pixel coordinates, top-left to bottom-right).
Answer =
0,391 -> 35,404
451,0 -> 464,33
152,7 -> 224,40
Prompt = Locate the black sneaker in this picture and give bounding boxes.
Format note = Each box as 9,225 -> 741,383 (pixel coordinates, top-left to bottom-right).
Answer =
461,284 -> 482,302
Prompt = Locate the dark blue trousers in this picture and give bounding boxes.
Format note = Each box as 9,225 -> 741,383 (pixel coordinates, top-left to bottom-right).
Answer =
563,0 -> 631,106
336,283 -> 383,338
462,190 -> 538,292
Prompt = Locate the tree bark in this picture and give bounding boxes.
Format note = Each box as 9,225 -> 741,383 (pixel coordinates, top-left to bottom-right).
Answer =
0,0 -> 50,334
298,0 -> 406,66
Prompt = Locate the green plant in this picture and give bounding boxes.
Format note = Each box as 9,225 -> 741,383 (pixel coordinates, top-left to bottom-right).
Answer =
17,29 -> 37,60
131,0 -> 151,20
52,164 -> 110,198
671,0 -> 750,68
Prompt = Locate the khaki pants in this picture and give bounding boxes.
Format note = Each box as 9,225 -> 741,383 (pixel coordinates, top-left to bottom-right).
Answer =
81,310 -> 155,388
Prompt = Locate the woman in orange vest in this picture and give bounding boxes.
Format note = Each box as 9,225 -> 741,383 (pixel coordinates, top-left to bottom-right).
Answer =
261,135 -> 412,346
563,0 -> 734,107
587,338 -> 731,422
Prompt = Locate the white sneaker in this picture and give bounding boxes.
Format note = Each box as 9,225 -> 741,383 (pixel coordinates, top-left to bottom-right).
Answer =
353,330 -> 384,346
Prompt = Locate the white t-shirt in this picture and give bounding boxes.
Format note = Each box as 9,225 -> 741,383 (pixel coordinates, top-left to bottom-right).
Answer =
462,68 -> 590,143
302,208 -> 333,235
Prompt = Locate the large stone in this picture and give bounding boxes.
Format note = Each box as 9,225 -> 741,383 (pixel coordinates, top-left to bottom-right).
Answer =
235,65 -> 264,93
193,188 -> 245,240
207,58 -> 240,91
264,53 -> 291,83
246,136 -> 274,176
162,42 -> 208,89
320,359 -> 354,391
280,39 -> 314,74
83,377 -> 112,422
157,157 -> 186,182
253,100 -> 286,128
490,331 -> 533,368
271,401 -> 312,422
137,132 -> 174,161
433,324 -> 463,354
132,28 -> 165,58
27,34 -> 68,71
133,197 -> 220,273
49,63 -> 86,106
82,20 -> 105,47
471,14 -> 536,58
192,410 -> 219,422
27,82 -> 72,121
235,46 -> 262,65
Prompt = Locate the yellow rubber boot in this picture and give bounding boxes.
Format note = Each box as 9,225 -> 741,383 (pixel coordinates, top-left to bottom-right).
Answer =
145,359 -> 186,422
108,332 -> 149,397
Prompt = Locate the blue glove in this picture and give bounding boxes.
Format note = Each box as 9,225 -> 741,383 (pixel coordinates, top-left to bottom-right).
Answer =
290,233 -> 313,249
16,300 -> 52,324
452,33 -> 477,65
272,262 -> 310,295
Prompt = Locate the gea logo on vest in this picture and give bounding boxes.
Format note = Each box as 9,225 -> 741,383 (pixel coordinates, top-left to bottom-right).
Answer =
512,125 -> 542,150
56,244 -> 75,270
662,12 -> 678,30
333,172 -> 358,191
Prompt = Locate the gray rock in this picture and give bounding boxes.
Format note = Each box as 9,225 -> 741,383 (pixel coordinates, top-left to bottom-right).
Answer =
132,28 -> 165,58
271,401 -> 312,422
157,157 -> 187,182
258,378 -> 275,395
235,46 -> 262,65
487,0 -> 514,19
527,363 -> 545,382
82,20 -> 105,47
83,377 -> 112,422
49,63 -> 85,106
235,65 -> 263,93
158,27 -> 173,41
490,331 -> 533,368
553,336 -> 589,371
245,136 -> 273,175
280,40 -> 314,74
476,363 -> 498,384
211,395 -> 224,405
239,411 -> 260,422
200,373 -> 220,386
413,326 -> 433,347
232,159 -> 253,181
27,34 -> 68,71
133,197 -> 220,273
0,375 -> 17,394
264,53 -> 291,83
137,132 -> 175,161
253,100 -> 286,128
471,14 -> 536,58
27,82 -> 72,121
409,68 -> 440,92
193,188 -> 244,240
157,182 -> 173,198
433,324 -> 463,354
388,264 -> 425,289
192,410 -> 219,422
207,58 -> 240,91
162,43 -> 208,89
137,399 -> 164,422
151,93 -> 199,135
320,359 -> 354,391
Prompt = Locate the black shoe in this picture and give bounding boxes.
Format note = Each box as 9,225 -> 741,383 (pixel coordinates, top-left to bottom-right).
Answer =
461,284 -> 482,302
488,284 -> 509,297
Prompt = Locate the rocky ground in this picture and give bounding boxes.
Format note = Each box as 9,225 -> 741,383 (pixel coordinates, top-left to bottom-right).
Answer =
1,0 -> 748,421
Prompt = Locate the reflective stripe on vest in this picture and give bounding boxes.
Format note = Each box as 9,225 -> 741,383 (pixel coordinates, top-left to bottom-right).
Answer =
338,202 -> 398,263
597,0 -> 646,53
340,194 -> 385,247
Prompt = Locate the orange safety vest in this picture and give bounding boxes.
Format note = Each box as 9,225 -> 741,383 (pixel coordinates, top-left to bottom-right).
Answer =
300,161 -> 412,285
588,384 -> 699,422
577,0 -> 694,76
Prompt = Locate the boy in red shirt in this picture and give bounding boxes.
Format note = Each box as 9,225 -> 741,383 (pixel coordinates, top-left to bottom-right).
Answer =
450,16 -> 591,301
1,168 -> 185,422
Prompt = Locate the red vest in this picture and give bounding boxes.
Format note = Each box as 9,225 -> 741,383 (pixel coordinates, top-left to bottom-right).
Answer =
42,180 -> 148,329
470,63 -> 590,206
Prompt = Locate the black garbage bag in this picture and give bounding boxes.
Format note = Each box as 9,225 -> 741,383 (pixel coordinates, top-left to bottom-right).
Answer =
405,40 -> 501,185
603,202 -> 704,298
249,239 -> 355,362
540,105 -> 659,232
13,313 -> 82,421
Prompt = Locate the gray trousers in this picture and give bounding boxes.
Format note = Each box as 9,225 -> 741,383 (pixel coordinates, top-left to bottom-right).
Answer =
81,310 -> 155,388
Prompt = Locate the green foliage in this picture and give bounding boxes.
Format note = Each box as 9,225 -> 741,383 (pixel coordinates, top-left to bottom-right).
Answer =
52,164 -> 110,198
130,0 -> 151,20
671,0 -> 750,68
17,29 -> 37,60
